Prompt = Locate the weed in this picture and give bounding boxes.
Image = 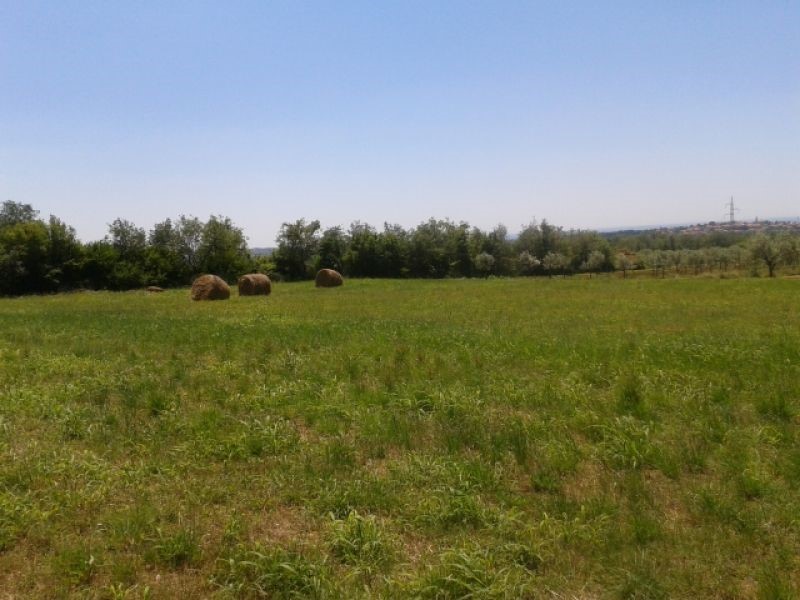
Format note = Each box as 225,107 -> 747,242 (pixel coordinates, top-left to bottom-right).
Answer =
756,562 -> 796,599
328,511 -> 392,577
417,488 -> 490,530
736,467 -> 770,500
490,416 -> 530,464
146,391 -> 173,416
52,544 -> 99,587
597,417 -> 658,470
213,545 -> 331,598
145,527 -> 200,568
616,373 -> 646,417
313,475 -> 397,518
695,487 -> 755,534
617,565 -> 667,599
629,512 -> 662,545
322,436 -> 357,470
412,546 -> 534,599
0,490 -> 30,551
756,391 -> 795,422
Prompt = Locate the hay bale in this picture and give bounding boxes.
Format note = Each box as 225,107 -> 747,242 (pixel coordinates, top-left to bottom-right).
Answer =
238,273 -> 272,296
191,274 -> 230,301
146,285 -> 165,293
315,268 -> 344,288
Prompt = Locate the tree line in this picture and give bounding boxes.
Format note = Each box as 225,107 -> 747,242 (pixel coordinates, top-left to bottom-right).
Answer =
1,200 -> 798,296
0,201 -> 256,295
272,218 -> 799,280
273,218 -> 613,280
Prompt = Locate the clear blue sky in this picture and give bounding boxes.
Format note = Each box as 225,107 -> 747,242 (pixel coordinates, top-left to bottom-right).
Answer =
2,1 -> 798,246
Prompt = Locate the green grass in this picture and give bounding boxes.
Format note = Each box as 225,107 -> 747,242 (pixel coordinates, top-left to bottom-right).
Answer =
0,277 -> 799,598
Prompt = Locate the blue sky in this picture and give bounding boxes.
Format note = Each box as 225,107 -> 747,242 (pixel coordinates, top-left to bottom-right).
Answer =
2,1 -> 798,245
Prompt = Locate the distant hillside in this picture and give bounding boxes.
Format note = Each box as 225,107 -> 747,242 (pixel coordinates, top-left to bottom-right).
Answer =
601,220 -> 800,238
250,247 -> 275,257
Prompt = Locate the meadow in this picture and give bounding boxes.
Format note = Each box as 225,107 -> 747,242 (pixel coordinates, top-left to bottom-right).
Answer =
0,277 -> 798,598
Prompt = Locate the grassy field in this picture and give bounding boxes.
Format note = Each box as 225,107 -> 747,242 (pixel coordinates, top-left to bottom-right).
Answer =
1,278 -> 798,599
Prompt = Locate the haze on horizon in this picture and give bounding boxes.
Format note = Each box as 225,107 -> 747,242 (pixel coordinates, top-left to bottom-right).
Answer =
2,1 -> 798,246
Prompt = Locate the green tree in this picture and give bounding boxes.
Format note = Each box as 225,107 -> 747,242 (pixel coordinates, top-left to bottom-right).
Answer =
344,222 -> 381,277
686,250 -> 706,275
376,223 -> 409,278
664,250 -> 682,274
197,216 -> 253,282
566,231 -> 609,273
537,220 -> 561,259
0,220 -> 49,294
274,219 -> 321,280
445,222 -> 472,277
749,234 -> 781,277
0,201 -> 38,229
640,249 -> 667,278
542,251 -> 568,278
615,252 -> 635,278
45,216 -> 84,289
779,234 -> 800,270
317,226 -> 347,272
515,220 -> 539,256
473,252 -> 495,277
106,219 -> 147,288
0,204 -> 83,294
515,219 -> 562,262
482,225 -> 511,275
145,218 -> 190,286
581,250 -> 606,278
108,219 -> 146,262
408,219 -> 451,278
175,215 -> 204,275
80,241 -> 119,289
517,251 -> 541,275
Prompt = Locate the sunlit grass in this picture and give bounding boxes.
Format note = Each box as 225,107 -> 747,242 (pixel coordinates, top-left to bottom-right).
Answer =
0,278 -> 798,597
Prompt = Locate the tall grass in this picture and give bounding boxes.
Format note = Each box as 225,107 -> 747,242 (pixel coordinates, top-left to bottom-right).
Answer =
0,277 -> 798,597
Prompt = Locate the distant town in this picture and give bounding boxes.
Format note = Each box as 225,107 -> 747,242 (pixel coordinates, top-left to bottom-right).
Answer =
604,218 -> 800,238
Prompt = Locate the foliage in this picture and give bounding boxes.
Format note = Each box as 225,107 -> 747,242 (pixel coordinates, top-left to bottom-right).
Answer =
0,200 -> 38,228
748,232 -> 798,278
273,218 -> 321,280
317,226 -> 346,273
0,202 -> 256,294
195,215 -> 253,282
1,200 -> 800,295
214,545 -> 331,598
473,252 -> 496,277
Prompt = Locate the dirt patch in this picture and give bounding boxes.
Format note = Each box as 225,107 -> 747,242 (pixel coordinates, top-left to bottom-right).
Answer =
640,469 -> 694,532
562,460 -> 606,502
247,505 -> 320,547
141,570 -> 214,596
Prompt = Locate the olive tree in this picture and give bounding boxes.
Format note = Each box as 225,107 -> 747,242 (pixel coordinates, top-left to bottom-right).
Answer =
749,233 -> 781,277
615,253 -> 635,278
581,249 -> 606,278
474,252 -> 496,277
542,251 -> 568,278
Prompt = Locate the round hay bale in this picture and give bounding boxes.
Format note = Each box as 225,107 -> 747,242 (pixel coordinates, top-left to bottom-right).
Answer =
146,285 -> 165,293
191,274 -> 230,301
238,273 -> 272,296
315,268 -> 344,288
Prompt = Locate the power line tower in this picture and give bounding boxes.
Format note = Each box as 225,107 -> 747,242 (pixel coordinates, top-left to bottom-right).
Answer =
724,197 -> 739,224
